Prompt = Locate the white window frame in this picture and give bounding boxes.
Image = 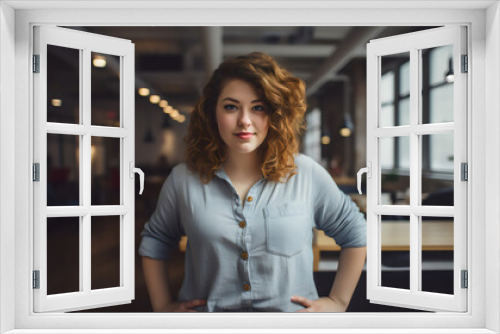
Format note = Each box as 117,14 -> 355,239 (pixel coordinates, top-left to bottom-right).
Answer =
366,26 -> 467,312
1,1 -> 499,333
33,25 -> 136,313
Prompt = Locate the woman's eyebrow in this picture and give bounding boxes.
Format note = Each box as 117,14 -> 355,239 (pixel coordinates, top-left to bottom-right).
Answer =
222,97 -> 263,103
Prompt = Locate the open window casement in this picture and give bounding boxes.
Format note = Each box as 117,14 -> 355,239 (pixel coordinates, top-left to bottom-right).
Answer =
362,26 -> 467,312
33,26 -> 140,312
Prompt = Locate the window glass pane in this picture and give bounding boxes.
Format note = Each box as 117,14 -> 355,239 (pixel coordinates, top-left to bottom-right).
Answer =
91,52 -> 120,127
380,104 -> 394,128
47,134 -> 80,206
398,136 -> 410,170
429,45 -> 453,86
422,131 -> 454,173
429,84 -> 454,123
421,133 -> 454,206
47,45 -> 80,124
421,216 -> 454,295
423,45 -> 454,124
398,98 -> 410,127
380,52 -> 410,127
91,216 -> 120,290
91,137 -> 121,205
399,61 -> 410,96
380,71 -> 394,104
380,137 -> 394,170
47,217 -> 80,294
381,137 -> 410,205
429,133 -> 454,172
381,215 -> 410,290
398,57 -> 410,127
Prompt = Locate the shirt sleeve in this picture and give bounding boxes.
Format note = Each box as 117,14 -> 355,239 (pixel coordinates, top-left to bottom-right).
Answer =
138,167 -> 184,260
311,160 -> 367,248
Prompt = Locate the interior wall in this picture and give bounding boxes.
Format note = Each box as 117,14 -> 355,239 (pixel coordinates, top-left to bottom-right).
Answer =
134,94 -> 190,168
318,81 -> 347,175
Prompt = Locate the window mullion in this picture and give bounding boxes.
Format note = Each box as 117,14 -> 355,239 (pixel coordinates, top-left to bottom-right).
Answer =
422,49 -> 430,173
82,47 -> 92,294
394,62 -> 400,169
78,48 -> 85,295
409,47 -> 421,295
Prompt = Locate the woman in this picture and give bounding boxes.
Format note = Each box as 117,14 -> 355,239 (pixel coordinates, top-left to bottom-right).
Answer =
139,52 -> 366,312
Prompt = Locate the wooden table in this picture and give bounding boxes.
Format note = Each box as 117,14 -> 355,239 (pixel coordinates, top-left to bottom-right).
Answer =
312,220 -> 454,271
178,220 -> 454,271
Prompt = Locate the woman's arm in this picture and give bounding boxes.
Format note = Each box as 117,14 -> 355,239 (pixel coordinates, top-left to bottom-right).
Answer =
327,246 -> 366,310
292,246 -> 366,312
142,256 -> 207,312
142,256 -> 173,311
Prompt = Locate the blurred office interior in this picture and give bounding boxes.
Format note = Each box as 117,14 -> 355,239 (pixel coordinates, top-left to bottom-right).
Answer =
45,26 -> 454,312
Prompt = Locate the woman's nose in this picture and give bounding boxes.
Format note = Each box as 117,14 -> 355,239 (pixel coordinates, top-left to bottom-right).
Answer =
237,110 -> 251,126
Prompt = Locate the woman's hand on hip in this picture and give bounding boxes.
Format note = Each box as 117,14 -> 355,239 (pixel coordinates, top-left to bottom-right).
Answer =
158,299 -> 207,312
291,295 -> 347,312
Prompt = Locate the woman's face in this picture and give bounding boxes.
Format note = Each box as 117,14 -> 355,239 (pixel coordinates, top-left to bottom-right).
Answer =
215,79 -> 269,157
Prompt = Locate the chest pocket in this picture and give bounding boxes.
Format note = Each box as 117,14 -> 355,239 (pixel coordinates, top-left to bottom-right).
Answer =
263,201 -> 311,257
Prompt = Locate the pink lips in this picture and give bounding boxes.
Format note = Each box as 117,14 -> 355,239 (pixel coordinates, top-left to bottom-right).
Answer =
235,132 -> 254,139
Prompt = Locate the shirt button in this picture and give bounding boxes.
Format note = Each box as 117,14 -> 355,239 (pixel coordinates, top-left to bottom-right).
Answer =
247,196 -> 253,202
241,251 -> 248,260
243,284 -> 251,291
239,221 -> 246,228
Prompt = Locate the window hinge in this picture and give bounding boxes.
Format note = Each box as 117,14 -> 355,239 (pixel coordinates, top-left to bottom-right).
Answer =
33,163 -> 40,182
33,270 -> 40,289
33,54 -> 40,73
461,270 -> 468,289
461,54 -> 468,73
461,162 -> 468,181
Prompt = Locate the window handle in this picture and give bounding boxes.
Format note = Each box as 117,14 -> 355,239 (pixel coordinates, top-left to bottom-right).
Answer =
129,162 -> 145,195
357,162 -> 371,195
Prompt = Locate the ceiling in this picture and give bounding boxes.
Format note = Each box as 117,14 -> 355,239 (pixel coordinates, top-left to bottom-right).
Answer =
62,26 -> 433,115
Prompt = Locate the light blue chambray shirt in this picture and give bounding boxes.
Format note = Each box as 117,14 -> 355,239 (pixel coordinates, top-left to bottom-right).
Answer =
138,153 -> 366,312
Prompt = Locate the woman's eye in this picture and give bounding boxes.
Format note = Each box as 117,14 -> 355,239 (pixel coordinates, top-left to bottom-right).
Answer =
224,104 -> 237,111
253,105 -> 265,112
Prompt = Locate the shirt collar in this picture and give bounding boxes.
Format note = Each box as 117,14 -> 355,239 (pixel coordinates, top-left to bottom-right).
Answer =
214,163 -> 266,181
214,165 -> 226,179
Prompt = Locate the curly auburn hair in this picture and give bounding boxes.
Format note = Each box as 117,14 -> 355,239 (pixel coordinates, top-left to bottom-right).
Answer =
184,52 -> 307,184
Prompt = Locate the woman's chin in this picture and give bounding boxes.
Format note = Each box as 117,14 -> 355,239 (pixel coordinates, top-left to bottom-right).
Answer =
229,146 -> 260,156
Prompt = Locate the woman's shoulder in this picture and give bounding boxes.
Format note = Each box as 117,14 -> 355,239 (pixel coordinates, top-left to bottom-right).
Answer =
168,162 -> 197,181
170,162 -> 187,175
294,153 -> 321,171
293,153 -> 331,183
171,162 -> 211,185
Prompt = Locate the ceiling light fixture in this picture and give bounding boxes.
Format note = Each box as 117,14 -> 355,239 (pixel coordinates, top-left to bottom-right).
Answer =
92,56 -> 106,68
51,99 -> 62,107
149,95 -> 161,104
339,79 -> 354,138
339,114 -> 354,138
138,88 -> 150,96
445,57 -> 454,83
